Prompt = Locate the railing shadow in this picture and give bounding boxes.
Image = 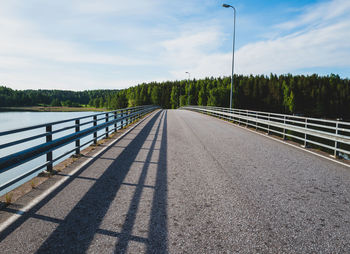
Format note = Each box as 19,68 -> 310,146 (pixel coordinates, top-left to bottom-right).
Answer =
0,109 -> 168,253
147,109 -> 168,253
114,110 -> 168,253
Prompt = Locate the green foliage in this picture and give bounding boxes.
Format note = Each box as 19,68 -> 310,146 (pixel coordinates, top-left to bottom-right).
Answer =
198,83 -> 207,106
170,86 -> 179,109
179,95 -> 187,107
1,73 -> 350,119
50,98 -> 61,107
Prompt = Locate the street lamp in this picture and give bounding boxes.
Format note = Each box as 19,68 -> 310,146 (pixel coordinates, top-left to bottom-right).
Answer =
222,3 -> 236,109
186,71 -> 191,105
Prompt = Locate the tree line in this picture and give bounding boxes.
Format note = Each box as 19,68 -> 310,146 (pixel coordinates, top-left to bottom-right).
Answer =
1,73 -> 349,119
0,87 -> 118,108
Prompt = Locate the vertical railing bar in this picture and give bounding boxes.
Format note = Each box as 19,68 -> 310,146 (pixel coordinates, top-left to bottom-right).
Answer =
46,124 -> 53,172
304,118 -> 308,147
105,113 -> 109,138
93,115 -> 97,145
237,110 -> 240,125
127,109 -> 130,127
121,110 -> 124,128
129,108 -> 132,125
114,111 -> 117,133
334,121 -> 339,158
283,115 -> 286,140
246,110 -> 249,127
75,119 -> 80,155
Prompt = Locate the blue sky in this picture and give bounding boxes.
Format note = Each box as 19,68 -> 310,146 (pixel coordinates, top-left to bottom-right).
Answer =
0,0 -> 349,90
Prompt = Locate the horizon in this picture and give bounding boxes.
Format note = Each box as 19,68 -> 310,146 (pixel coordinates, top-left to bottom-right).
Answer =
1,0 -> 349,91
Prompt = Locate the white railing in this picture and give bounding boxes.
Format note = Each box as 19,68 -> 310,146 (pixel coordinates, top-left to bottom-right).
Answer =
182,106 -> 350,158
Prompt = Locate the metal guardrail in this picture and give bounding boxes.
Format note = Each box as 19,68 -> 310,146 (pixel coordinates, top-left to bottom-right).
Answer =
183,106 -> 350,159
0,105 -> 158,193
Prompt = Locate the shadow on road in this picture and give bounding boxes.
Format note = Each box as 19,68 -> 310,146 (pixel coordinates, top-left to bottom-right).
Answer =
0,110 -> 168,253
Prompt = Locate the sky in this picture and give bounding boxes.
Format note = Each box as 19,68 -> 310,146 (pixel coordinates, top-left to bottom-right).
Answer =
0,0 -> 349,91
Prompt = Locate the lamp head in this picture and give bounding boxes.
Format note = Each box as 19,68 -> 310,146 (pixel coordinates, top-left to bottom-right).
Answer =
222,4 -> 231,8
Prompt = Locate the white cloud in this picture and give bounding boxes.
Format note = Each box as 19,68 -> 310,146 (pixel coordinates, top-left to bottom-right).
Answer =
0,0 -> 349,91
0,1 -> 159,90
0,10 -> 150,66
235,0 -> 350,75
277,0 -> 350,30
156,0 -> 350,81
72,0 -> 160,15
159,27 -> 231,79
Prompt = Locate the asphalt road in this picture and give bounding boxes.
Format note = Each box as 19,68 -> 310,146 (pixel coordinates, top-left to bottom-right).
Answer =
0,109 -> 350,253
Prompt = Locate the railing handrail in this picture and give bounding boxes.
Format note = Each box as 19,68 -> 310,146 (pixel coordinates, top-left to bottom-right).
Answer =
0,107 -> 150,171
182,106 -> 350,158
0,105 -> 159,194
193,105 -> 350,125
0,105 -> 152,136
203,108 -> 350,142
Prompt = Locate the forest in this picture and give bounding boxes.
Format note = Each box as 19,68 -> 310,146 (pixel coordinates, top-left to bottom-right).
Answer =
1,73 -> 349,119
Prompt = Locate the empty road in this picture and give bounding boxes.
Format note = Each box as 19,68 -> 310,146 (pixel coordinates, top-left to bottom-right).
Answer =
0,109 -> 350,253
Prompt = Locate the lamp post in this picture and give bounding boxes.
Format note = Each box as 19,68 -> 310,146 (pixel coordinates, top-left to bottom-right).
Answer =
222,3 -> 236,109
186,71 -> 191,105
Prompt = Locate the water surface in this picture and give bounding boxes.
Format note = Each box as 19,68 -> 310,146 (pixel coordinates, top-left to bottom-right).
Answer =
0,111 -> 114,196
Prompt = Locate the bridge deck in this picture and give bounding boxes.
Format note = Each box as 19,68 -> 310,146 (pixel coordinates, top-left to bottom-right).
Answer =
0,109 -> 350,253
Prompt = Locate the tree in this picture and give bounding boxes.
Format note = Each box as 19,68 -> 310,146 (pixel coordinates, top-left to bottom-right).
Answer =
151,86 -> 160,105
51,98 -> 61,107
170,86 -> 179,109
198,84 -> 207,106
1,74 -> 350,119
179,95 -> 187,107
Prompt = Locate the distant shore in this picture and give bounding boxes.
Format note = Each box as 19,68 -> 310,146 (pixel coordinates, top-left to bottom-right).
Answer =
0,106 -> 106,112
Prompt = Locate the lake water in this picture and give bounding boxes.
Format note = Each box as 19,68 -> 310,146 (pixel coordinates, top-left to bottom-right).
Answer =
0,111 -> 116,196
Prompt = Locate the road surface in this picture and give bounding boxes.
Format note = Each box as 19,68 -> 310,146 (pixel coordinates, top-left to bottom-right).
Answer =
0,109 -> 350,253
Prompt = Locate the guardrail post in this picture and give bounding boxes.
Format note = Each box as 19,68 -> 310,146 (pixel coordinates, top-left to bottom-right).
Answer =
75,119 -> 80,155
246,110 -> 248,127
105,113 -> 109,138
267,113 -> 270,135
255,112 -> 258,130
46,124 -> 53,172
238,111 -> 240,125
114,111 -> 117,133
121,110 -> 124,128
129,109 -> 132,125
283,116 -> 286,140
334,121 -> 339,158
93,115 -> 97,145
304,118 -> 308,147
126,109 -> 128,126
